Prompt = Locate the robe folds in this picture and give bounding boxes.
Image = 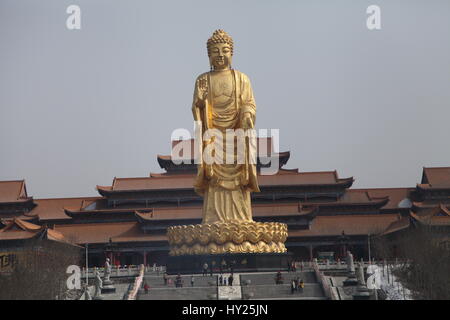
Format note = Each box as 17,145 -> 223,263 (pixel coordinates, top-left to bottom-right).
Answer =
191,69 -> 260,224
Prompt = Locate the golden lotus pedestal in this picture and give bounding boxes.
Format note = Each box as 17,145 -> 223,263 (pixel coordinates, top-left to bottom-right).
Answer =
166,220 -> 291,274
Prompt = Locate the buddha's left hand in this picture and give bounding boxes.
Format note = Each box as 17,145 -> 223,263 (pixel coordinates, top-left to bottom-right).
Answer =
242,113 -> 254,129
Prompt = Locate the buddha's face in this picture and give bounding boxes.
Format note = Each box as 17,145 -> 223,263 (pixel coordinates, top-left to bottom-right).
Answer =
209,43 -> 232,70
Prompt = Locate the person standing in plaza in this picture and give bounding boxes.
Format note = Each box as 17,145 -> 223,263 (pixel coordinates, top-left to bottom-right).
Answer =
299,279 -> 304,293
220,260 -> 227,273
176,273 -> 183,288
190,275 -> 195,287
202,262 -> 208,276
277,271 -> 284,284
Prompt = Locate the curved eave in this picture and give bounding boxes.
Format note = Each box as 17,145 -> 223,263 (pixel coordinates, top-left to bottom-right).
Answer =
380,217 -> 411,236
416,184 -> 450,191
157,151 -> 291,170
96,187 -> 194,197
308,197 -> 389,209
261,151 -> 290,167
98,182 -> 352,198
0,197 -> 35,206
97,186 -> 111,197
279,151 -> 290,167
0,217 -> 39,228
412,200 -> 429,207
157,155 -> 194,170
410,212 -> 430,225
64,207 -> 152,217
135,210 -> 156,222
298,206 -> 319,219
260,179 -> 353,190
63,208 -> 77,218
338,177 -> 354,188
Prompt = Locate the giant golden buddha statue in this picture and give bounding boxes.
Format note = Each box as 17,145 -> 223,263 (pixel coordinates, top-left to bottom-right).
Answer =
167,30 -> 287,256
192,29 -> 259,224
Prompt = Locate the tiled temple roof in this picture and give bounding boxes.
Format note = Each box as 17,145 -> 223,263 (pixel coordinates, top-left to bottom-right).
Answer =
0,218 -> 72,244
380,215 -> 411,236
417,167 -> 450,190
33,197 -> 101,221
0,180 -> 30,203
54,222 -> 166,244
97,170 -> 354,194
134,202 -> 317,221
289,214 -> 399,237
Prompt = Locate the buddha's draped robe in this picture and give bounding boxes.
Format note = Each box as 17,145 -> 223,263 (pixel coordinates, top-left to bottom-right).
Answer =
192,69 -> 260,224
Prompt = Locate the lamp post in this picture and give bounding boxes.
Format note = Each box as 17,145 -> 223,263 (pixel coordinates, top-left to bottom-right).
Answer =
338,231 -> 349,260
105,238 -> 117,265
368,233 -> 371,264
85,243 -> 89,285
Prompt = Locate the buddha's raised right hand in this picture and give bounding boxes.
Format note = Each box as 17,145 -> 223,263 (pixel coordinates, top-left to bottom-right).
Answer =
196,78 -> 208,108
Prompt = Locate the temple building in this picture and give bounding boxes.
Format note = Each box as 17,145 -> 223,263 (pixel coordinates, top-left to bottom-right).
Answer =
1,140 -> 449,268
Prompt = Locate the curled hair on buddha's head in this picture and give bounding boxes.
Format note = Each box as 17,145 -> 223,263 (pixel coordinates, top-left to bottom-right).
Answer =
207,29 -> 234,56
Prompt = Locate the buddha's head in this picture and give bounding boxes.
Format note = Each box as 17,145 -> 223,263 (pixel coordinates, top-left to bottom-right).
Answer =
207,29 -> 233,71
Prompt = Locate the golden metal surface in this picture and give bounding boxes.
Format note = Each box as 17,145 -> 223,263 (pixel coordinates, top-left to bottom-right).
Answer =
192,30 -> 259,223
167,221 -> 287,256
167,30 -> 287,255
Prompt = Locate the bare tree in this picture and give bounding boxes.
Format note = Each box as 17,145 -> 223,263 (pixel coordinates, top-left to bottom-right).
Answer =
0,239 -> 81,300
374,225 -> 450,300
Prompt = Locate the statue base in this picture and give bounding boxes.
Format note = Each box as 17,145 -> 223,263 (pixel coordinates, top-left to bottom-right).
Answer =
101,286 -> 116,294
343,274 -> 359,287
166,252 -> 292,275
101,280 -> 116,294
167,221 -> 288,256
353,286 -> 371,300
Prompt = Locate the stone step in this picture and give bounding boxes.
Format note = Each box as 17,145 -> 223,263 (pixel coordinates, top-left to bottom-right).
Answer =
137,286 -> 218,300
143,275 -> 218,289
240,271 -> 317,286
241,283 -> 325,299
253,296 -> 328,300
139,271 -> 327,300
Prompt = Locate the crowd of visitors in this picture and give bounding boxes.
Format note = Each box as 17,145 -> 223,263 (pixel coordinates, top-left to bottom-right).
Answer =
290,277 -> 305,294
218,273 -> 234,286
141,261 -> 308,295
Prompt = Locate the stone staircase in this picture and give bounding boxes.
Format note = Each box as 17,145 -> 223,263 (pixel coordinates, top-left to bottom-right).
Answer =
137,271 -> 328,300
240,271 -> 317,285
241,283 -> 325,300
142,274 -> 217,288
240,271 -> 327,300
137,286 -> 218,300
137,274 -> 218,300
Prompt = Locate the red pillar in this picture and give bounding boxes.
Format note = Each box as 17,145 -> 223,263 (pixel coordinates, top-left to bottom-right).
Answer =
143,251 -> 147,266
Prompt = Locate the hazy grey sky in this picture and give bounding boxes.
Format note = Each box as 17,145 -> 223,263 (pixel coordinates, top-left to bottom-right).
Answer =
1,0 -> 449,198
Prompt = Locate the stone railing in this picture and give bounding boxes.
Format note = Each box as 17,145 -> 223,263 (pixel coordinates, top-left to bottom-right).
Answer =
143,265 -> 166,274
82,265 -> 165,278
314,259 -> 378,270
125,264 -> 145,300
312,260 -> 338,300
